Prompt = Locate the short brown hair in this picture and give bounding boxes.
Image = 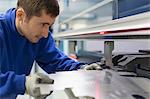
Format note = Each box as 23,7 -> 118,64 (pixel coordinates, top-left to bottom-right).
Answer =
17,0 -> 59,19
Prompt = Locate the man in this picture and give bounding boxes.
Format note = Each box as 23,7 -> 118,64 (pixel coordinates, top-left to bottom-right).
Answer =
0,0 -> 101,99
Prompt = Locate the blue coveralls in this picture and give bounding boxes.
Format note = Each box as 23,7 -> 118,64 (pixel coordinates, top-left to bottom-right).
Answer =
0,8 -> 83,99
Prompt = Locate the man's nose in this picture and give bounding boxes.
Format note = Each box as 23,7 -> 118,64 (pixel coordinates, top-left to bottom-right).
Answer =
42,28 -> 49,38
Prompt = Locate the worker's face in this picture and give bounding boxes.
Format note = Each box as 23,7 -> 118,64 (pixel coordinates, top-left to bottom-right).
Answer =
16,8 -> 56,43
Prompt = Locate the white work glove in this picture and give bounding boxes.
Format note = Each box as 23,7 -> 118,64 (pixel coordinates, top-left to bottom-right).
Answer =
81,62 -> 103,70
26,73 -> 54,99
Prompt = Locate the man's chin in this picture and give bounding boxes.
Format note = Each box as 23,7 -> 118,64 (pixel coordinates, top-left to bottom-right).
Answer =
29,39 -> 39,43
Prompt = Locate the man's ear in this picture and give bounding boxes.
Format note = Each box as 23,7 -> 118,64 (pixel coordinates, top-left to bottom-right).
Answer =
16,8 -> 26,21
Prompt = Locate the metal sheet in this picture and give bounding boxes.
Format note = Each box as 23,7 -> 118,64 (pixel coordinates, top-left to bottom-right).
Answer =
38,70 -> 149,99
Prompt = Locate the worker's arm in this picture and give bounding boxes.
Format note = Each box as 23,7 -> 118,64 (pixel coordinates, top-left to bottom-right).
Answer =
0,34 -> 26,98
36,33 -> 85,73
0,72 -> 26,98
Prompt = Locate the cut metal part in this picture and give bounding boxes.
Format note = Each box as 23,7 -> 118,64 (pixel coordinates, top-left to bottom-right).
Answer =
37,70 -> 149,99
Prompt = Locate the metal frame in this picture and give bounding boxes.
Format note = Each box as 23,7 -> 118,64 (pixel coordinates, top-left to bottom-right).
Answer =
53,12 -> 150,39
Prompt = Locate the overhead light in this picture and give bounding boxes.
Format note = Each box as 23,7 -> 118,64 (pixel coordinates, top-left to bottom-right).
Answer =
72,0 -> 76,2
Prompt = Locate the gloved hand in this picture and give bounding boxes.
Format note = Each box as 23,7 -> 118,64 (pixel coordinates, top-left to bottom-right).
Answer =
25,73 -> 54,99
81,62 -> 103,70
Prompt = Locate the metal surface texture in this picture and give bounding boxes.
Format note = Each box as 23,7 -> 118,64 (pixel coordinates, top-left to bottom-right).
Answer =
38,70 -> 149,99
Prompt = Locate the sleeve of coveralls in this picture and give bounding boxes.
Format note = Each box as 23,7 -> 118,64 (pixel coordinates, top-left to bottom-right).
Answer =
0,72 -> 26,97
36,33 -> 85,74
0,34 -> 26,97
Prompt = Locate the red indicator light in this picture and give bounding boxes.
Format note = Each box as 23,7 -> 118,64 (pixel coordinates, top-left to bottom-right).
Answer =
99,31 -> 108,34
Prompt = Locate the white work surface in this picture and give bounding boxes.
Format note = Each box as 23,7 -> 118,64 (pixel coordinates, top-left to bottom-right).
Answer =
39,70 -> 149,99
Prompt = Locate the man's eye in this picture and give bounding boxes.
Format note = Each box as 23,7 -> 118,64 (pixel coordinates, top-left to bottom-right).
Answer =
42,24 -> 45,27
41,24 -> 50,27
